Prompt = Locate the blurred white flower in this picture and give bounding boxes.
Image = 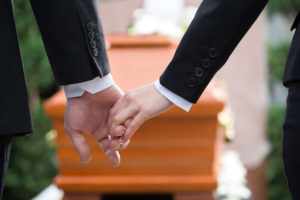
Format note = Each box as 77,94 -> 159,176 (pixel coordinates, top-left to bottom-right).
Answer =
128,0 -> 198,38
217,151 -> 251,200
180,7 -> 198,30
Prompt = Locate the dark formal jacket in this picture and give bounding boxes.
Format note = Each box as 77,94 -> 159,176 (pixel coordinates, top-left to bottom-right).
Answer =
160,0 -> 300,103
1,0 -> 108,136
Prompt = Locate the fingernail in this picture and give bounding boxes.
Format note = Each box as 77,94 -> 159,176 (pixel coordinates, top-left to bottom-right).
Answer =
118,137 -> 123,144
112,151 -> 121,167
81,155 -> 92,164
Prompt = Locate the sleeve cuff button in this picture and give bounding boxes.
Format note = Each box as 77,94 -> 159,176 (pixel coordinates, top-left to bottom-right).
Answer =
188,78 -> 197,88
202,58 -> 211,69
88,32 -> 95,40
195,68 -> 204,77
87,22 -> 95,31
208,48 -> 218,58
93,48 -> 99,57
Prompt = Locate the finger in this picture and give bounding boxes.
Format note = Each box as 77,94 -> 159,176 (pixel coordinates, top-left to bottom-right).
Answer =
92,127 -> 120,166
98,137 -> 121,167
110,118 -> 132,140
120,139 -> 130,150
110,137 -> 122,151
111,125 -> 126,138
110,137 -> 130,151
121,112 -> 146,143
98,136 -> 111,151
113,106 -> 138,126
106,149 -> 121,167
108,97 -> 125,128
111,106 -> 139,137
124,118 -> 132,128
65,127 -> 91,163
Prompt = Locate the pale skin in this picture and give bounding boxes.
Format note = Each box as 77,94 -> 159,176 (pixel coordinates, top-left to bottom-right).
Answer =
64,86 -> 126,166
64,84 -> 173,165
108,83 -> 174,151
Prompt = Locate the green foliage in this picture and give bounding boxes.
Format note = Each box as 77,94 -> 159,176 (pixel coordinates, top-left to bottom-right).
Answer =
266,1 -> 296,198
3,103 -> 57,200
266,106 -> 291,200
268,41 -> 291,81
267,0 -> 300,15
266,21 -> 292,200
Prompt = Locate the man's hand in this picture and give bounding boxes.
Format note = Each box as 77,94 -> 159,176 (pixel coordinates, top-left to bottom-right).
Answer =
109,84 -> 174,149
64,86 -> 124,167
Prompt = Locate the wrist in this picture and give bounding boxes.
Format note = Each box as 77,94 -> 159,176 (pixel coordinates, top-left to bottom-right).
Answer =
154,80 -> 192,112
63,74 -> 116,99
83,85 -> 123,104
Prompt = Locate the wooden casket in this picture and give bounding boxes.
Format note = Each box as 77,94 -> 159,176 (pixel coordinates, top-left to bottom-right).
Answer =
44,35 -> 225,200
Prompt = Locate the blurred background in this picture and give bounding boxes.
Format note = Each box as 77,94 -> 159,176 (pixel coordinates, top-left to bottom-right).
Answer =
3,0 -> 300,199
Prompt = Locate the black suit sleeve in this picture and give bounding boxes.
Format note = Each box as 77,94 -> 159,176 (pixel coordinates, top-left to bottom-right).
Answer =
29,0 -> 109,85
160,0 -> 269,103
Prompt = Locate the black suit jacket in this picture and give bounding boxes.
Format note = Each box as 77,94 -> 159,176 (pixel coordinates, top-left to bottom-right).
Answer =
1,0 -> 108,136
160,0 -> 299,103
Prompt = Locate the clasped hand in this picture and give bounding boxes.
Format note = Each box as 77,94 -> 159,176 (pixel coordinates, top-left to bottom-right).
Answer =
64,83 -> 173,167
108,84 -> 173,152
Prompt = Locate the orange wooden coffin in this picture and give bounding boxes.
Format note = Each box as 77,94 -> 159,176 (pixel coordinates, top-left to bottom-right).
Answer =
44,35 -> 225,197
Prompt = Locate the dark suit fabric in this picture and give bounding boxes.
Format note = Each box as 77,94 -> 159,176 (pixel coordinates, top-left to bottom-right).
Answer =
285,12 -> 300,86
159,0 -> 300,198
283,81 -> 300,199
159,0 -> 300,102
0,136 -> 12,199
0,0 -> 109,136
160,0 -> 269,103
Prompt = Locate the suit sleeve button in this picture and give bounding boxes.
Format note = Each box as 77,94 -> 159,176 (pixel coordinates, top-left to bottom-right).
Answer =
188,77 -> 197,88
195,67 -> 204,77
87,22 -> 95,31
93,48 -> 99,57
202,58 -> 211,69
208,48 -> 217,58
88,31 -> 95,40
90,40 -> 97,48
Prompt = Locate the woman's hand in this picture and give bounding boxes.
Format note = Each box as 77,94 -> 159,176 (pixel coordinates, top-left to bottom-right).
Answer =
108,83 -> 174,149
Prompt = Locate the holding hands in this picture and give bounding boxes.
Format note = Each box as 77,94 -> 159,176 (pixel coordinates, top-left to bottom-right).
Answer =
108,83 -> 174,151
64,86 -> 125,166
64,83 -> 173,166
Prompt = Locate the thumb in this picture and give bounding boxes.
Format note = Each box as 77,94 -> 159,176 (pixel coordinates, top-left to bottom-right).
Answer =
121,113 -> 145,143
65,127 -> 91,163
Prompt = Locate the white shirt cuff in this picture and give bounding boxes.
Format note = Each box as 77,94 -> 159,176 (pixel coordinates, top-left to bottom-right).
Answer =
63,74 -> 115,98
154,80 -> 192,112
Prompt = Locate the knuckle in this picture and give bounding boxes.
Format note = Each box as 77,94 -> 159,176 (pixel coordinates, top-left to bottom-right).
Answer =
114,115 -> 122,124
115,126 -> 125,136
